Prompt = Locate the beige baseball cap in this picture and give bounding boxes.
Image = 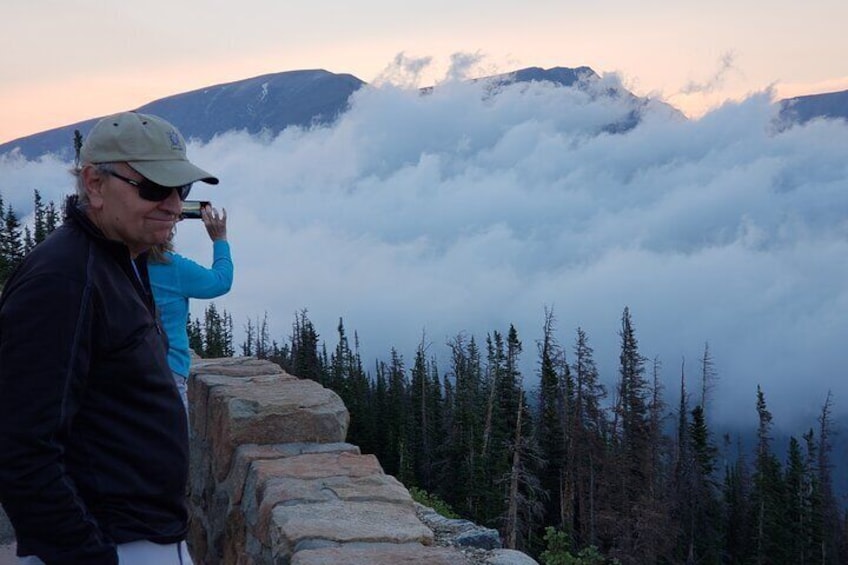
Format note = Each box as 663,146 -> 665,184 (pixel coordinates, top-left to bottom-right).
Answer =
80,111 -> 219,187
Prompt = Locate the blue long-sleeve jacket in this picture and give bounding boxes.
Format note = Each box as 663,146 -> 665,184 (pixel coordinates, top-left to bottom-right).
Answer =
148,241 -> 233,376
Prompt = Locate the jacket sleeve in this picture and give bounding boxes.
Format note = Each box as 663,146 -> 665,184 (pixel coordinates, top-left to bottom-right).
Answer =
0,273 -> 118,564
172,240 -> 234,299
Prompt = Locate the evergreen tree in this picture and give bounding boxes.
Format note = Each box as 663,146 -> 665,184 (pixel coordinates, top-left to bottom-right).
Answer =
802,429 -> 826,565
477,325 -> 525,527
0,203 -> 24,283
371,359 -> 391,467
327,321 -> 373,455
73,129 -> 84,170
246,312 -> 270,359
242,318 -> 256,357
223,310 -> 235,357
536,309 -> 567,532
672,362 -> 695,562
751,386 -> 789,564
688,404 -> 721,562
816,391 -> 841,563
608,307 -> 662,564
502,386 -> 546,553
615,307 -> 650,494
409,337 -> 440,492
442,333 -> 485,519
0,195 -> 6,285
785,435 -> 815,564
570,327 -> 607,549
22,226 -> 34,255
187,317 -> 204,355
203,303 -> 227,357
33,189 -> 48,244
386,348 -> 412,483
289,309 -> 323,383
45,200 -> 59,234
722,434 -> 754,564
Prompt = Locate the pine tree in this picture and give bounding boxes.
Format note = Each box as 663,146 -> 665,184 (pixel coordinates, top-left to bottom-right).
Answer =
203,303 -> 225,357
477,325 -> 525,526
33,189 -> 48,244
673,361 -> 695,563
223,311 -> 235,357
688,404 -> 721,562
570,327 -> 607,549
289,310 -> 323,383
408,335 -> 445,494
751,386 -> 789,564
187,317 -> 204,355
386,348 -> 412,483
816,391 -> 841,563
242,318 -> 256,356
785,436 -> 814,564
22,226 -> 34,255
0,195 -> 6,286
536,308 -> 567,532
245,312 -> 270,359
327,320 -> 373,454
44,200 -> 59,234
409,340 -> 433,489
0,204 -> 24,284
609,307 -> 661,564
502,386 -> 546,552
722,435 -> 753,565
442,333 -> 485,519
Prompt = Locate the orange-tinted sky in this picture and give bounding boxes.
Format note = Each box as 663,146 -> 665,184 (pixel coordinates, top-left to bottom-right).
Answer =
2,0 -> 847,144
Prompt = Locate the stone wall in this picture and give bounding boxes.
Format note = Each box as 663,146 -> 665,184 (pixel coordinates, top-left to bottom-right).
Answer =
187,357 -> 539,565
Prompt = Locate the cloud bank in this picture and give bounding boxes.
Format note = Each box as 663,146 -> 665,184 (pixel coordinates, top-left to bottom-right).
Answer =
3,75 -> 847,431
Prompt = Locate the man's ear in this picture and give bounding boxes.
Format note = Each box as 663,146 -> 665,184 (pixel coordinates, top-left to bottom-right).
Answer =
81,165 -> 107,208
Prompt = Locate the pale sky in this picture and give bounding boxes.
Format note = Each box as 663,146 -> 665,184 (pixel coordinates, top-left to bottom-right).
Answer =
2,0 -> 848,144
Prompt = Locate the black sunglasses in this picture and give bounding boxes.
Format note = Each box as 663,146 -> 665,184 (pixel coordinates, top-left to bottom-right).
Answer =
105,170 -> 192,202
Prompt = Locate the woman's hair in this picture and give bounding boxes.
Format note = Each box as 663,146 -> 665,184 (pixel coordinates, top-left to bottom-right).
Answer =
148,228 -> 176,264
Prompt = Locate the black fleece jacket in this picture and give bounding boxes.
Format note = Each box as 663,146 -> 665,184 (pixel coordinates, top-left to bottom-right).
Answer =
0,197 -> 189,564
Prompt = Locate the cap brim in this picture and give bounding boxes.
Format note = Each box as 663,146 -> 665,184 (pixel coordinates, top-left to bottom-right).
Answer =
128,160 -> 219,186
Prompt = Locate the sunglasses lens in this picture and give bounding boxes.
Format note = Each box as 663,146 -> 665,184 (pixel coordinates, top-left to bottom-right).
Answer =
137,182 -> 172,202
177,184 -> 192,201
138,181 -> 192,202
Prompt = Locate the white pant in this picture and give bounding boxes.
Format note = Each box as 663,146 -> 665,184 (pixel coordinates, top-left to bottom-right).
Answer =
19,540 -> 193,564
173,371 -> 189,413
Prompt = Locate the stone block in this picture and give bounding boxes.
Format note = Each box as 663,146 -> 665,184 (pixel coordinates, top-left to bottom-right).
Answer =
269,500 -> 434,562
200,374 -> 349,481
291,542 -> 473,565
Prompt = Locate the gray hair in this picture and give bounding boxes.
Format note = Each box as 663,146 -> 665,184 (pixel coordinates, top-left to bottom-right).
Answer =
73,162 -> 118,206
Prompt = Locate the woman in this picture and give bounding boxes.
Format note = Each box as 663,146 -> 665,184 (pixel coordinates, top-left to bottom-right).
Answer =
149,205 -> 233,411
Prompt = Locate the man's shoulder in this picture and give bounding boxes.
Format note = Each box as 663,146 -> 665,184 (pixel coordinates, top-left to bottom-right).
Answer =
8,222 -> 97,288
25,224 -> 89,268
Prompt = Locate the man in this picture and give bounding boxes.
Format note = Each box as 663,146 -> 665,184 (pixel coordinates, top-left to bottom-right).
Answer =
0,112 -> 218,564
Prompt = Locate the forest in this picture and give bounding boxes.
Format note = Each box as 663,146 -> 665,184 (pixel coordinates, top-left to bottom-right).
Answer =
3,192 -> 847,564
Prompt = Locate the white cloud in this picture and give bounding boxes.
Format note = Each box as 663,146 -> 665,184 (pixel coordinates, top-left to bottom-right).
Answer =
3,78 -> 847,429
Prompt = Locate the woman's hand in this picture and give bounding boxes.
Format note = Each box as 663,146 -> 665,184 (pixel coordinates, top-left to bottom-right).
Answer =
202,205 -> 227,241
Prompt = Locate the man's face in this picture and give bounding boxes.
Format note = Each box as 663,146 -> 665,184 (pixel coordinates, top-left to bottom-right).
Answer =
83,163 -> 182,257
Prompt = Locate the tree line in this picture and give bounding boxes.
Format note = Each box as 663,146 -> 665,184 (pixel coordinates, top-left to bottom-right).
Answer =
0,190 -> 60,286
190,304 -> 847,564
4,193 -> 846,563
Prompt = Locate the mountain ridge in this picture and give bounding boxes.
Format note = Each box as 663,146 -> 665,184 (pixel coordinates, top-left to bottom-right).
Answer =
0,66 -> 659,159
2,66 -> 845,160
779,88 -> 848,124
